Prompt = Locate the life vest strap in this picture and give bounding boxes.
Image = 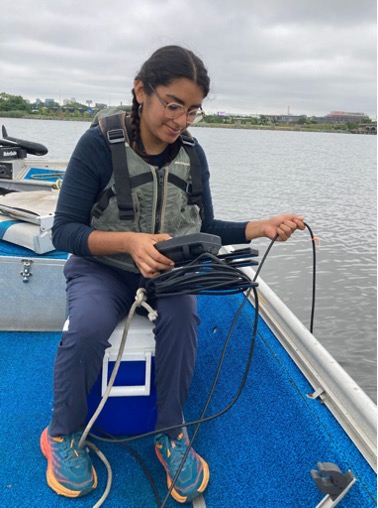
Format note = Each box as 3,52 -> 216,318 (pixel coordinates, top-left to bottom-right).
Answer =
100,114 -> 134,221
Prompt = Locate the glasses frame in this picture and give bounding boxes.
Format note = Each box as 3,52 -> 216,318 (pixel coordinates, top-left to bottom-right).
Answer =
148,83 -> 205,125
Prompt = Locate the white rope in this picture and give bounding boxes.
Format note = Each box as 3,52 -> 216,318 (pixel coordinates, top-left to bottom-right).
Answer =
77,288 -> 157,508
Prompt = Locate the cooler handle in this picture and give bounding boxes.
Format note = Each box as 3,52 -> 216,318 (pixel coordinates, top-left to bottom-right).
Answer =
101,351 -> 152,397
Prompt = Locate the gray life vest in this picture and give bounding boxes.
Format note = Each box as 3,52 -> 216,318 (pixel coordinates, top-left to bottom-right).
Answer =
90,112 -> 203,272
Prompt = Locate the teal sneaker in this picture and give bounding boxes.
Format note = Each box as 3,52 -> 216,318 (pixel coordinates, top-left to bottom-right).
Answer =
40,426 -> 97,497
155,428 -> 210,503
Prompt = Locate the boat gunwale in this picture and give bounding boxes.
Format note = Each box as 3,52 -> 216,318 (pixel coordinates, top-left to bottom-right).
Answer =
222,249 -> 377,472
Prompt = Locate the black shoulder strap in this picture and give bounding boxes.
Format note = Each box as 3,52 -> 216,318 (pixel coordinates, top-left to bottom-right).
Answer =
99,113 -> 134,221
180,132 -> 204,218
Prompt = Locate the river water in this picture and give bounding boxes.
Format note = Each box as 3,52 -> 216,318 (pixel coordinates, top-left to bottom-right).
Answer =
3,118 -> 377,402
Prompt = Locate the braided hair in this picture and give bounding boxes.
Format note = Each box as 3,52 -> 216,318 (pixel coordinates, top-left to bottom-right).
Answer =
130,45 -> 210,144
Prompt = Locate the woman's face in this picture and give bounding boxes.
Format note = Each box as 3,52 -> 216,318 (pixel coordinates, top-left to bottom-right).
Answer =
134,77 -> 205,154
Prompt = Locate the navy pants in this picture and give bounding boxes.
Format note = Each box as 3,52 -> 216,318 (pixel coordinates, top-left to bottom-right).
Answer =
50,256 -> 199,439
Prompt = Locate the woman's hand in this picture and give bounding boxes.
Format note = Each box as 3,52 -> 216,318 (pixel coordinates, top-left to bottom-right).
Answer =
127,233 -> 174,278
245,214 -> 305,242
88,230 -> 174,278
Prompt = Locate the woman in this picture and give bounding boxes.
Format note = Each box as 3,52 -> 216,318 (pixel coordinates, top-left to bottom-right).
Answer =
40,45 -> 305,504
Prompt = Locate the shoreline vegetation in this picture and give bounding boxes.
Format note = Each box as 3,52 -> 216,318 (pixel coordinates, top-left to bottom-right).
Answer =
1,113 -> 375,135
0,92 -> 376,135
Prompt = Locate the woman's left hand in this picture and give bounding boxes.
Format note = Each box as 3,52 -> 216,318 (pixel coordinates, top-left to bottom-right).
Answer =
263,214 -> 306,241
246,214 -> 306,242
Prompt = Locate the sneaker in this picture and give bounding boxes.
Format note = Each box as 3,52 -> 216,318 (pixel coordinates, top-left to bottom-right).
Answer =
40,426 -> 97,497
155,428 -> 209,503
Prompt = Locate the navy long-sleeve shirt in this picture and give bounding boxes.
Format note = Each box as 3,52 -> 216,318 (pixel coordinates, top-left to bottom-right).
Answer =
52,126 -> 248,256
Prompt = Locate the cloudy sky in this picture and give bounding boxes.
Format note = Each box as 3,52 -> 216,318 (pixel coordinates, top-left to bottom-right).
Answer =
1,0 -> 376,118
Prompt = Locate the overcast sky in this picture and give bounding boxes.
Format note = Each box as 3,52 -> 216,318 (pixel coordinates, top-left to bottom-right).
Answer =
1,0 -> 376,118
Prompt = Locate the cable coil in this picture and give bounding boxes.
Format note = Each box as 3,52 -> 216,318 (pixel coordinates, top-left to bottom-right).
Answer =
81,224 -> 317,507
145,248 -> 259,298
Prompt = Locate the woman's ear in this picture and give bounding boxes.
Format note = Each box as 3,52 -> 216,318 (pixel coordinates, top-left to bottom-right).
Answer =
134,80 -> 145,104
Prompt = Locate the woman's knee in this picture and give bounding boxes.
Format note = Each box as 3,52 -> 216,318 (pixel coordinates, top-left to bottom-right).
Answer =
155,295 -> 199,327
62,311 -> 117,353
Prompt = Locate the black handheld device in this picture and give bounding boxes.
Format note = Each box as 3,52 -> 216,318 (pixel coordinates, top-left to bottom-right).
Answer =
154,233 -> 222,265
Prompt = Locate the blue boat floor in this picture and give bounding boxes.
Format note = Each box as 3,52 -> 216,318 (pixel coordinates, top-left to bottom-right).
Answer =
0,294 -> 376,507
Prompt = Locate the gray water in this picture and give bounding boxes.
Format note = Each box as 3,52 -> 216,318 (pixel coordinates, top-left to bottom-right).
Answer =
3,118 -> 377,402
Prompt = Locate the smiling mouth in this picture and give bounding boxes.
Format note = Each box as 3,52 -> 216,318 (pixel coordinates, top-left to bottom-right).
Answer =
165,123 -> 182,136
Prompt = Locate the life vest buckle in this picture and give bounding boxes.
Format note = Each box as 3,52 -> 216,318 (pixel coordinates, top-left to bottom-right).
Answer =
107,128 -> 126,144
181,135 -> 195,147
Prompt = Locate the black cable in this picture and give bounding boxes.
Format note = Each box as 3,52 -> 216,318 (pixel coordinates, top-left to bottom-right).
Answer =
154,224 -> 317,504
159,287 -> 259,508
303,222 -> 317,333
91,249 -> 262,507
90,224 -> 317,506
92,286 -> 260,508
145,250 -> 258,298
253,224 -> 317,332
90,427 -> 162,507
253,233 -> 279,282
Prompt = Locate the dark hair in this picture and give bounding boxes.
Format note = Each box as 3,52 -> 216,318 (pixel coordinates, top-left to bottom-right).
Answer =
131,45 -> 210,141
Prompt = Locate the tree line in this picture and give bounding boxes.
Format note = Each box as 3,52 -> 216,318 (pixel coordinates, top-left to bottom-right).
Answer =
0,92 -> 93,119
0,92 -> 373,133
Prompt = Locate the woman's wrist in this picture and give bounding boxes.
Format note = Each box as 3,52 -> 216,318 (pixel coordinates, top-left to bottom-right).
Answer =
88,230 -> 136,256
245,220 -> 265,241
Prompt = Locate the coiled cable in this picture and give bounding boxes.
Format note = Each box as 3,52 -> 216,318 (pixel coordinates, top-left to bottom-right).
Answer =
83,223 -> 317,507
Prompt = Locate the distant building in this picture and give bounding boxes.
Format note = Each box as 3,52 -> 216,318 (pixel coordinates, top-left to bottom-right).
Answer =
264,111 -> 371,124
63,98 -> 76,105
62,98 -> 78,105
269,114 -> 304,123
357,122 -> 377,134
325,111 -> 369,123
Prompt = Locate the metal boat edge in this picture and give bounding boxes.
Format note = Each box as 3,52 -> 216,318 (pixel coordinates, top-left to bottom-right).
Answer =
233,255 -> 377,472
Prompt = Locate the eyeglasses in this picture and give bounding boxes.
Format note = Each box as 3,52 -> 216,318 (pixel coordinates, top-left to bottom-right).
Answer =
148,83 -> 205,125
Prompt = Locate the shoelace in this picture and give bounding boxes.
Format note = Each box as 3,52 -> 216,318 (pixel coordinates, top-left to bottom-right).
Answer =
55,432 -> 89,466
167,434 -> 196,471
